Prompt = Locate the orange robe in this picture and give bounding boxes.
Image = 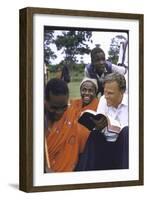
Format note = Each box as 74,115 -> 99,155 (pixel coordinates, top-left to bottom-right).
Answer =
46,105 -> 90,172
70,97 -> 99,118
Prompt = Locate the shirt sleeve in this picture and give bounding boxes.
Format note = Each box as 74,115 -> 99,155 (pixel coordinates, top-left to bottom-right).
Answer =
111,64 -> 126,75
84,67 -> 90,77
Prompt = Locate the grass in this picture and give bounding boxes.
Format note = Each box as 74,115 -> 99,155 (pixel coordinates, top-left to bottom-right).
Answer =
68,80 -> 81,99
69,70 -> 84,99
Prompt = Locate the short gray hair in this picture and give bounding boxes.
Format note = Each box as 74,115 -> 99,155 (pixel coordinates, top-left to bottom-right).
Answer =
104,72 -> 126,92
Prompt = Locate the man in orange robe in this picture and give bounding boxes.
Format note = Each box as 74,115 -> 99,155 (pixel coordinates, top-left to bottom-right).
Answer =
44,78 -> 89,172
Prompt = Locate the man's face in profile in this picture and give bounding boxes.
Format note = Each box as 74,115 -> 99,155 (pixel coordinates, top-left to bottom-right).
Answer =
104,81 -> 123,108
45,92 -> 68,121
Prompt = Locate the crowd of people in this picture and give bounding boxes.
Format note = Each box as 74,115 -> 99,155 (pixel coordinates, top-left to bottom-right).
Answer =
44,46 -> 129,173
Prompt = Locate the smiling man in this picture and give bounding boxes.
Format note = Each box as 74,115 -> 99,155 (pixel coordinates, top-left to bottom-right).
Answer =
80,77 -> 98,106
98,72 -> 128,128
85,47 -> 127,96
70,77 -> 99,120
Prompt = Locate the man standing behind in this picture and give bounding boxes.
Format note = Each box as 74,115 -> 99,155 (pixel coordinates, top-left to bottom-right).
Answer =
85,47 -> 127,96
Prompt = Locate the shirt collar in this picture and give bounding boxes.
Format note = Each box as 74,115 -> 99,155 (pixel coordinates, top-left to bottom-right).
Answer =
106,93 -> 128,110
116,93 -> 128,109
120,93 -> 128,106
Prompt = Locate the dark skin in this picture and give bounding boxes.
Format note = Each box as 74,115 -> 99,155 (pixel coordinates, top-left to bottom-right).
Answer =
91,116 -> 108,131
80,81 -> 97,107
45,92 -> 69,127
92,52 -> 106,76
45,92 -> 107,131
80,81 -> 107,130
44,92 -> 68,172
44,91 -> 107,172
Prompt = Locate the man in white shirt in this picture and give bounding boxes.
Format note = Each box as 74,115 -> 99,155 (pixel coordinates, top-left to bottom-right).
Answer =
97,73 -> 128,142
75,72 -> 128,171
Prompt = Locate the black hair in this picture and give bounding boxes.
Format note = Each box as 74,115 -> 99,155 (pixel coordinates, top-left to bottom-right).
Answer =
45,78 -> 69,101
91,47 -> 105,61
61,65 -> 71,83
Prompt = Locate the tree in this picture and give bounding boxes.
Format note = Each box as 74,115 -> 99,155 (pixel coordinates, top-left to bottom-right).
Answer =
54,30 -> 92,66
44,28 -> 57,64
107,35 -> 127,64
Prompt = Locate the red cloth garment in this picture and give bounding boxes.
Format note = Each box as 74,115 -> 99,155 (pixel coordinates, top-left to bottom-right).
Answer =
46,105 -> 89,172
70,97 -> 99,118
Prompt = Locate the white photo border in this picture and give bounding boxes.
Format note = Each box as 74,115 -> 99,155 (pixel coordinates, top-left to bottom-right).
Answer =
33,14 -> 139,186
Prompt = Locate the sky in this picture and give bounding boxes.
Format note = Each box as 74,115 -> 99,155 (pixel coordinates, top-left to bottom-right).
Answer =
48,31 -> 128,64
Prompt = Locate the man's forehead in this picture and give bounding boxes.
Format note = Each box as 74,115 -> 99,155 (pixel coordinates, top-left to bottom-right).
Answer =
104,81 -> 120,90
49,93 -> 68,103
93,52 -> 105,61
105,80 -> 118,86
95,52 -> 105,57
81,81 -> 95,88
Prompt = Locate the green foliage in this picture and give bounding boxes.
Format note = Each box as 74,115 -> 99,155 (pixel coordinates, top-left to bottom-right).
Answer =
48,63 -> 84,82
55,30 -> 92,64
44,28 -> 57,64
107,35 -> 127,64
47,64 -> 57,72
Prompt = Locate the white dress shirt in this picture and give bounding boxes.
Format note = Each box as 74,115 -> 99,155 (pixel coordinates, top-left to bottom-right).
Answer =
97,93 -> 128,142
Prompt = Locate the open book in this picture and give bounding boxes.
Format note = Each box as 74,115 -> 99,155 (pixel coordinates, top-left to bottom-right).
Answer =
78,109 -> 122,133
